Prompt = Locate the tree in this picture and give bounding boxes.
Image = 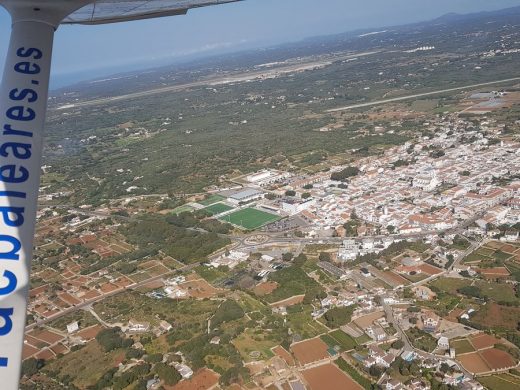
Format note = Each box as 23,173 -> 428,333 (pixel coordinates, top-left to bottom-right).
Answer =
145,353 -> 163,363
318,252 -> 331,262
387,225 -> 395,234
323,306 -> 355,328
265,193 -> 277,200
330,166 -> 360,182
303,184 -> 313,189
293,254 -> 307,267
21,358 -> 44,377
126,348 -> 144,360
155,363 -> 181,386
457,285 -> 483,299
369,365 -> 384,377
211,300 -> 245,327
301,192 -> 311,199
285,190 -> 296,197
391,340 -> 405,349
282,252 -> 294,261
439,362 -> 451,373
96,328 -> 127,352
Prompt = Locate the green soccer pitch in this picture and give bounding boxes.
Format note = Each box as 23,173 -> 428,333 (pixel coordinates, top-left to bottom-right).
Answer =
219,207 -> 280,229
204,203 -> 234,216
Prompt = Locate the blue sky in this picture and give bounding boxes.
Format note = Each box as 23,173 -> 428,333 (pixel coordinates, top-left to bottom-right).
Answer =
1,0 -> 519,87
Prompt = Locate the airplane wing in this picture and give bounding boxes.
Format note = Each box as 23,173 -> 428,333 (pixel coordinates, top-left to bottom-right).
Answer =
62,0 -> 243,24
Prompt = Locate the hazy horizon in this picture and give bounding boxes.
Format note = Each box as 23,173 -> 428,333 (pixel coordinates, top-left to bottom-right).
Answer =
1,0 -> 520,89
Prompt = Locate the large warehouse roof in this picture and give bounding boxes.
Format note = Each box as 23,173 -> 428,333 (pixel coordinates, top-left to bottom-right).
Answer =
62,0 -> 242,24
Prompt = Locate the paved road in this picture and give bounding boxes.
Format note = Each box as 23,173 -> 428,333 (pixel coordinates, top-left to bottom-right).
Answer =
382,302 -> 473,379
326,77 -> 520,113
50,51 -> 379,111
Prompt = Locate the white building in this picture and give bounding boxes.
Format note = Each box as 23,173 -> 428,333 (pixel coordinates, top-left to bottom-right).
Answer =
281,198 -> 316,215
128,320 -> 150,333
227,188 -> 264,205
175,364 -> 193,379
438,336 -> 449,350
66,321 -> 79,334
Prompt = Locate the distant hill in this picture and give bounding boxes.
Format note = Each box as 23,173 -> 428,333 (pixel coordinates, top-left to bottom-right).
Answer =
433,6 -> 520,24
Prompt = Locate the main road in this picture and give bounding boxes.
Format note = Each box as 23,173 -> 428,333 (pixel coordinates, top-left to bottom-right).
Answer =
326,77 -> 520,113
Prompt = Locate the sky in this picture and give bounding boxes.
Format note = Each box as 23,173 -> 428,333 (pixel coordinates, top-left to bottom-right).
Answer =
1,0 -> 520,88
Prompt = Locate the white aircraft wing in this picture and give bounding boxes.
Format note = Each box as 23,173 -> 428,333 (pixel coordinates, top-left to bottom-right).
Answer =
62,0 -> 243,24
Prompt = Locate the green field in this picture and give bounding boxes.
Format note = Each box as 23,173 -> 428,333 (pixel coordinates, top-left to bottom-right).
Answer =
329,329 -> 358,350
219,208 -> 280,229
451,339 -> 475,355
198,194 -> 225,206
479,374 -> 520,390
172,204 -> 195,214
430,278 -> 520,304
203,202 -> 234,216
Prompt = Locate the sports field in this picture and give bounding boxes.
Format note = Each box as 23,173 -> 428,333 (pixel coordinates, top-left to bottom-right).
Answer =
198,194 -> 225,206
172,204 -> 195,214
203,203 -> 233,216
219,208 -> 280,229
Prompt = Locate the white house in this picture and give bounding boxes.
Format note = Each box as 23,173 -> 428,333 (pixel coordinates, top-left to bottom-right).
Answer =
437,336 -> 449,350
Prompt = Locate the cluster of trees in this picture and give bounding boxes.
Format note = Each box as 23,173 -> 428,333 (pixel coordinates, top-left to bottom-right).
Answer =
154,362 -> 181,386
112,363 -> 151,390
323,306 -> 356,328
343,220 -> 360,237
330,166 -> 360,182
21,358 -> 45,378
392,159 -> 413,168
211,300 -> 245,327
176,332 -> 247,386
406,327 -> 437,352
167,211 -> 233,234
457,285 -> 484,299
266,261 -> 324,304
429,149 -> 445,159
96,328 -> 133,352
389,356 -> 422,377
120,214 -> 231,264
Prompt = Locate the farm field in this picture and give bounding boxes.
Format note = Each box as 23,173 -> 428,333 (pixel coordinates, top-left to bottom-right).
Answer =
451,339 -> 475,355
480,348 -> 517,370
329,330 -> 358,351
479,374 -> 520,390
179,278 -> 221,298
429,278 -> 520,304
203,202 -> 234,216
169,368 -> 219,390
469,333 -> 500,350
253,281 -> 279,296
458,352 -> 490,374
284,308 -> 329,340
471,303 -> 520,331
291,338 -> 330,365
43,342 -> 124,388
219,207 -> 280,230
301,364 -> 363,390
272,346 -> 295,366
